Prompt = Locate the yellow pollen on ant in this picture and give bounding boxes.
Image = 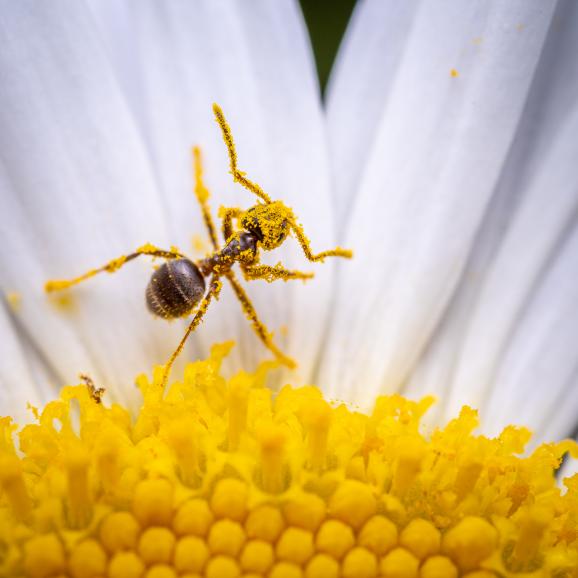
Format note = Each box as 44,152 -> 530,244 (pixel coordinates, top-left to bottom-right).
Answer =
1,343 -> 578,577
43,103 -> 352,386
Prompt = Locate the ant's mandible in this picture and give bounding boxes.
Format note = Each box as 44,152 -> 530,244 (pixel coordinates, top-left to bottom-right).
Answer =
45,104 -> 352,386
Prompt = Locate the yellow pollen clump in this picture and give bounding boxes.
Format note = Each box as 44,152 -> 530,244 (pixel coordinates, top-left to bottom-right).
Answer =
210,478 -> 249,521
69,539 -> 107,578
420,554 -> 459,578
245,504 -> 285,542
208,519 -> 246,557
138,526 -> 176,565
315,519 -> 355,559
100,511 -> 140,552
305,553 -> 339,578
276,526 -> 314,565
442,516 -> 498,572
174,535 -> 209,573
173,498 -> 214,537
342,546 -> 378,578
269,561 -> 302,578
239,539 -> 274,573
133,478 -> 174,527
108,551 -> 145,578
329,479 -> 377,530
358,515 -> 398,555
399,518 -> 441,559
283,490 -> 325,531
379,547 -> 420,578
1,342 -> 578,578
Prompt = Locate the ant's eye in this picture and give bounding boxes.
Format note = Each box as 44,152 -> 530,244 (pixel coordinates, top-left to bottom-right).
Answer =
241,209 -> 264,241
245,217 -> 264,241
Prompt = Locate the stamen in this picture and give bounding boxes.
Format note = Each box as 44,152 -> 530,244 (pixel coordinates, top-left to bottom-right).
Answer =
166,419 -> 200,486
227,378 -> 249,451
1,344 -> 578,577
301,397 -> 331,471
0,453 -> 31,520
257,424 -> 287,494
65,445 -> 92,528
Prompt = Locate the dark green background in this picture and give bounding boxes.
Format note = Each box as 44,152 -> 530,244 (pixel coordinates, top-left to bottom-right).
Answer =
299,0 -> 357,96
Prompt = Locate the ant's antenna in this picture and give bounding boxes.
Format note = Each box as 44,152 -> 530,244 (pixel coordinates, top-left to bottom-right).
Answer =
212,103 -> 272,204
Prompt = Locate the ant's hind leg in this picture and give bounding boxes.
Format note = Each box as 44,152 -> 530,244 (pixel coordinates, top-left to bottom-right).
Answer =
289,219 -> 353,263
225,271 -> 296,369
44,244 -> 185,293
192,146 -> 219,250
160,275 -> 222,388
242,263 -> 314,283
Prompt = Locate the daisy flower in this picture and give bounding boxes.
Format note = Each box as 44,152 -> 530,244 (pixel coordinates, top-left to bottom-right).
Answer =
1,1 -> 578,577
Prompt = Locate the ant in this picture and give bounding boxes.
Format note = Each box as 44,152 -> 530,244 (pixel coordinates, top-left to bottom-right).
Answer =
79,373 -> 105,404
45,104 -> 352,386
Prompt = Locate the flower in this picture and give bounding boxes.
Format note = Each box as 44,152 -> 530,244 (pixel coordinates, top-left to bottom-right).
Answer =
2,344 -> 578,577
1,0 -> 578,575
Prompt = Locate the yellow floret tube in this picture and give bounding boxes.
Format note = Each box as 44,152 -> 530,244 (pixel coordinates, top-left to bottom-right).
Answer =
1,341 -> 578,578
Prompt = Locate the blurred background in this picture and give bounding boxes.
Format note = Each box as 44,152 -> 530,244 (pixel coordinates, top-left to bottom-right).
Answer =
299,0 -> 357,95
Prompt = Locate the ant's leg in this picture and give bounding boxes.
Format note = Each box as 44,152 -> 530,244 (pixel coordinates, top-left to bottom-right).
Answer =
242,263 -> 314,283
289,219 -> 353,263
219,206 -> 243,242
212,103 -> 272,204
192,146 -> 219,250
160,275 -> 222,388
45,244 -> 185,293
225,271 -> 296,369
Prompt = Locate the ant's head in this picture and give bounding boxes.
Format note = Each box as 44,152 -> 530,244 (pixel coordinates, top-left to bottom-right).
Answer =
241,201 -> 292,251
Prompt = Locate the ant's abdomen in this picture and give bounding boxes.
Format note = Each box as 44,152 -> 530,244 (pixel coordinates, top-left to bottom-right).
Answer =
146,259 -> 206,319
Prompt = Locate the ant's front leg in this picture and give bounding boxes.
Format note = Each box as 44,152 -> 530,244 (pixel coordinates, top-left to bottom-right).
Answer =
219,206 -> 243,242
242,262 -> 314,283
289,219 -> 353,263
45,244 -> 185,293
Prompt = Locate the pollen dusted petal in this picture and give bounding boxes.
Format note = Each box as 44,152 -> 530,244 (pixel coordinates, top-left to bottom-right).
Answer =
1,345 -> 578,577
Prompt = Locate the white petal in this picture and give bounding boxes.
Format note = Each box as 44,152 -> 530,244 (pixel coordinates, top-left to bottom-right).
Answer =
320,0 -> 556,403
88,0 -> 334,381
445,110 -> 578,426
0,1 -> 183,406
0,303 -> 43,422
536,371 -> 578,446
407,0 -> 578,428
326,0 -> 420,234
482,222 -> 578,440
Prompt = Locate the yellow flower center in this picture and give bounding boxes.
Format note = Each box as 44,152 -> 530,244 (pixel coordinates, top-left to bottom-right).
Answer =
1,342 -> 577,577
